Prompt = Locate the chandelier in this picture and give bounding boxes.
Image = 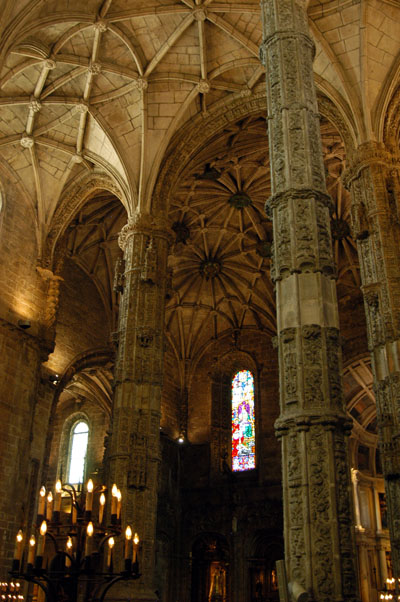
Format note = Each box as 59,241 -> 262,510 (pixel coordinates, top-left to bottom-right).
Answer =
10,479 -> 140,602
379,577 -> 400,601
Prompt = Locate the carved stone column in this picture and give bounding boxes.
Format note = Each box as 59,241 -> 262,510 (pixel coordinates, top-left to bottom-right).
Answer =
260,1 -> 359,599
344,141 -> 400,575
109,212 -> 171,601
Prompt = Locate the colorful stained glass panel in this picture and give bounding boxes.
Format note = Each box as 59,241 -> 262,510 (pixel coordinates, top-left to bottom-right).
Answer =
232,370 -> 255,472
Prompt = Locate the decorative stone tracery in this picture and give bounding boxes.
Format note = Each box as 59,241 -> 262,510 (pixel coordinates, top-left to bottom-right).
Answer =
108,211 -> 172,601
260,0 -> 359,599
344,141 -> 400,575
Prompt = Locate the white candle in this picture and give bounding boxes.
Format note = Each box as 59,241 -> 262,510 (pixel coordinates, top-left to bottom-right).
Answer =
38,487 -> 46,516
107,537 -> 114,570
27,536 -> 36,565
85,522 -> 93,557
111,484 -> 118,516
46,492 -> 53,520
99,493 -> 105,524
86,479 -> 93,512
54,480 -> 62,512
116,489 -> 122,520
124,526 -> 132,560
133,532 -> 139,563
37,521 -> 47,556
13,531 -> 23,562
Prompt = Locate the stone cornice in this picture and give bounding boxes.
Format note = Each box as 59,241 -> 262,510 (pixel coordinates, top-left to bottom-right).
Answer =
266,187 -> 332,214
342,142 -> 400,189
118,212 -> 173,251
259,30 -> 314,65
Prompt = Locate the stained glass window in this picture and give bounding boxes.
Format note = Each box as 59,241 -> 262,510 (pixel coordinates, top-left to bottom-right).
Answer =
68,421 -> 89,484
232,370 -> 255,472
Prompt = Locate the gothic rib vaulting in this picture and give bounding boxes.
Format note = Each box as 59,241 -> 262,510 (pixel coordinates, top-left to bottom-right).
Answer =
0,0 -> 399,601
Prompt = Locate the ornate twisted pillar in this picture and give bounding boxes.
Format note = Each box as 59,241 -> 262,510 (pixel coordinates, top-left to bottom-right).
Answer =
109,212 -> 171,601
344,141 -> 400,575
260,1 -> 359,599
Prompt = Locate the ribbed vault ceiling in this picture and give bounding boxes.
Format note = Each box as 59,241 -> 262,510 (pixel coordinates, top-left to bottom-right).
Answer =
65,190 -> 126,327
164,112 -> 360,366
1,0 -> 399,262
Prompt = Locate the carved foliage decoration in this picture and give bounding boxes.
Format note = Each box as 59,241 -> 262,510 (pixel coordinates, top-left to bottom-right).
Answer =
326,328 -> 343,410
309,427 -> 334,597
281,327 -> 297,407
333,431 -> 358,599
302,325 -> 323,407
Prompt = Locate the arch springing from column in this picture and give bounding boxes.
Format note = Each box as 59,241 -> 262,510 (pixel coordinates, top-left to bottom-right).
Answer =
232,370 -> 255,472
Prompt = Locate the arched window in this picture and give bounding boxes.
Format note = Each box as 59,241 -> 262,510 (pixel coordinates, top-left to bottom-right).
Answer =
67,420 -> 89,484
232,370 -> 255,472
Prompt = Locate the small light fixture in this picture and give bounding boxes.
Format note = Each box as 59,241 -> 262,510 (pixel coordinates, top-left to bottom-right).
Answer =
17,319 -> 31,329
177,434 -> 185,444
49,374 -> 59,385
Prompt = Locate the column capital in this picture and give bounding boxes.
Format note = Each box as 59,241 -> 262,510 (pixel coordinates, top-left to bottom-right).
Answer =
342,141 -> 400,189
118,212 -> 173,251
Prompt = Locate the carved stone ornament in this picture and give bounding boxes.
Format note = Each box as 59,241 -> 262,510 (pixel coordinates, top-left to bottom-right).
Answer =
200,258 -> 221,280
256,240 -> 272,258
93,19 -> 108,32
192,7 -> 207,20
75,102 -> 89,114
342,141 -> 399,189
228,191 -> 252,209
331,217 -> 350,241
141,237 -> 157,283
20,134 -> 34,148
29,97 -> 41,113
44,58 -> 56,70
88,61 -> 102,75
113,257 -> 125,293
133,77 -> 148,91
137,328 -> 154,348
266,188 -> 333,214
197,79 -> 210,94
36,266 -> 63,328
172,221 -> 190,244
71,152 -> 83,164
118,213 -> 172,251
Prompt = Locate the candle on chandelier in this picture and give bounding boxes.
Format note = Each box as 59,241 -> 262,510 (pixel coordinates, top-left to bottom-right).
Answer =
85,479 -> 94,513
124,526 -> 132,560
46,491 -> 53,521
38,486 -> 46,517
111,484 -> 118,521
107,537 -> 114,571
133,532 -> 139,563
37,521 -> 47,557
65,536 -> 73,568
71,494 -> 77,524
54,480 -> 62,515
99,492 -> 105,524
116,489 -> 122,520
14,530 -> 23,561
27,535 -> 36,566
12,530 -> 23,571
85,522 -> 93,557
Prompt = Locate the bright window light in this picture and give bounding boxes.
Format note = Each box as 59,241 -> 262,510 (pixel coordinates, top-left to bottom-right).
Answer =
68,421 -> 89,484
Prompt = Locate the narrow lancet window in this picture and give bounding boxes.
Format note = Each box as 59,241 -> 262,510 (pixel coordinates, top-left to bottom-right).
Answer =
68,421 -> 89,484
232,370 -> 255,472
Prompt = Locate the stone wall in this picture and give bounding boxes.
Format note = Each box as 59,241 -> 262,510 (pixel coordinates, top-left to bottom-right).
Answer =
45,259 -> 111,375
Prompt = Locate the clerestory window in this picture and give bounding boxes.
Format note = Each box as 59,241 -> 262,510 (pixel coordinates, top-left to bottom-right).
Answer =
67,420 -> 89,484
231,370 -> 255,472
